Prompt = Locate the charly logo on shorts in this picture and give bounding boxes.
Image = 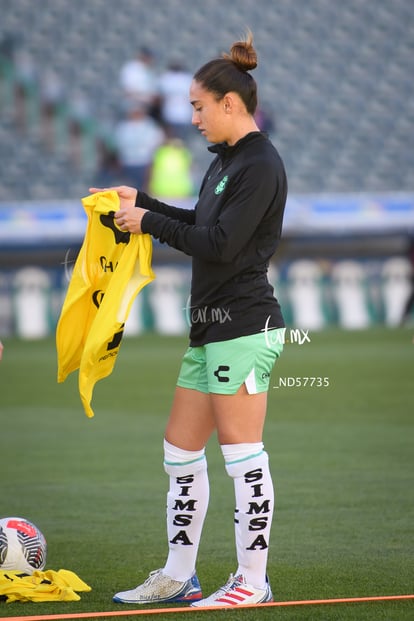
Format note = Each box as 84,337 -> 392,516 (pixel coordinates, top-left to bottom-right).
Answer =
214,175 -> 228,195
213,365 -> 230,382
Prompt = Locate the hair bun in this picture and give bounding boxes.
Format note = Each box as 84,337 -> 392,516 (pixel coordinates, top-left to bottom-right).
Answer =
227,31 -> 257,72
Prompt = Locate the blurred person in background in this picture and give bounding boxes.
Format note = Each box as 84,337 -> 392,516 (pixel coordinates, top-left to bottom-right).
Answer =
93,142 -> 121,189
158,60 -> 193,140
148,135 -> 194,199
67,89 -> 92,169
0,33 -> 16,62
401,236 -> 414,324
114,100 -> 165,191
119,46 -> 160,119
13,49 -> 37,133
254,104 -> 276,135
39,69 -> 65,151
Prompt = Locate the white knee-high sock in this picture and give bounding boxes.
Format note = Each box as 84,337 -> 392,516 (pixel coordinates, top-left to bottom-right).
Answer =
221,443 -> 274,590
162,439 -> 209,581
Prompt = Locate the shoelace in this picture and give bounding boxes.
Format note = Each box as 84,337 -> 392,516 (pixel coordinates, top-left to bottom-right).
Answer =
143,570 -> 162,586
230,575 -> 244,588
216,575 -> 257,605
219,574 -> 236,592
200,573 -> 234,602
223,574 -> 244,592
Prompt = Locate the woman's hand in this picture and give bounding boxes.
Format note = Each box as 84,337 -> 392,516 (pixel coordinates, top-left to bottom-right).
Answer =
89,185 -> 138,211
114,206 -> 148,234
88,185 -> 147,234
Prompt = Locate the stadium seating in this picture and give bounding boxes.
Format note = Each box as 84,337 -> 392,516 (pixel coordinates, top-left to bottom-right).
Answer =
0,0 -> 413,199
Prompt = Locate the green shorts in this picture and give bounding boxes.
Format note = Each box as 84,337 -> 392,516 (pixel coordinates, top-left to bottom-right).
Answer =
177,330 -> 284,395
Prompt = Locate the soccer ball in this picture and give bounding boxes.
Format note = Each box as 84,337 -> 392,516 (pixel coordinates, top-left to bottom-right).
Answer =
0,517 -> 47,574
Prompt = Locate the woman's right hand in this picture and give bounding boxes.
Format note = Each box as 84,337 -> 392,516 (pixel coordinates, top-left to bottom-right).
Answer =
89,185 -> 138,210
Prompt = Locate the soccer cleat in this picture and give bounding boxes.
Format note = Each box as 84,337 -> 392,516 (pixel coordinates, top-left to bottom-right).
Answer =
191,573 -> 273,607
113,569 -> 202,604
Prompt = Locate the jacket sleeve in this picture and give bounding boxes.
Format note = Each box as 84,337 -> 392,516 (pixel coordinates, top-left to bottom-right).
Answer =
141,159 -> 282,262
137,192 -> 196,224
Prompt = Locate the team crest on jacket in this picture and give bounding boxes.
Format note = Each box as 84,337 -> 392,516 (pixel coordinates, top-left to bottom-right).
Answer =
214,175 -> 228,195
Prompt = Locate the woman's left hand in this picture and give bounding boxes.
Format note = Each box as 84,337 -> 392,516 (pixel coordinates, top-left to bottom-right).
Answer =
115,206 -> 148,234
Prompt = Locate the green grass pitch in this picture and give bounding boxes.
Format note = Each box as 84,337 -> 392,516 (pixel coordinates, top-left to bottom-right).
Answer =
0,328 -> 413,620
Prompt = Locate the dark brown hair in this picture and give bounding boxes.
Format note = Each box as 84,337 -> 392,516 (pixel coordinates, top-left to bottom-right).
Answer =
193,31 -> 258,114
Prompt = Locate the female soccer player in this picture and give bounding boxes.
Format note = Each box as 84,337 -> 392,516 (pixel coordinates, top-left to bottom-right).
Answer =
90,30 -> 287,607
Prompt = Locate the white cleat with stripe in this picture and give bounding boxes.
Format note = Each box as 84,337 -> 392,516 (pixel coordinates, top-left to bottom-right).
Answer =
191,573 -> 273,607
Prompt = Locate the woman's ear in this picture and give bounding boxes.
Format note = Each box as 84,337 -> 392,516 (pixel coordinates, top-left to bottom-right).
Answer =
222,93 -> 234,113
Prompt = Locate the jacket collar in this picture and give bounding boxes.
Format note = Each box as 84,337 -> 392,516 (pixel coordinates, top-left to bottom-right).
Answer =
208,131 -> 264,159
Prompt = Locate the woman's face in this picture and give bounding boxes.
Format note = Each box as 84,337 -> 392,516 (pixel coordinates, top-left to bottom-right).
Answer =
189,80 -> 228,144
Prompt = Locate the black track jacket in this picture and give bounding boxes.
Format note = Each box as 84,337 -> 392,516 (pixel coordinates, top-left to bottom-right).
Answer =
138,131 -> 287,346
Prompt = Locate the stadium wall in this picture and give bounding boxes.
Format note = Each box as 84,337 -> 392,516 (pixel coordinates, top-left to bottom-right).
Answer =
0,193 -> 413,339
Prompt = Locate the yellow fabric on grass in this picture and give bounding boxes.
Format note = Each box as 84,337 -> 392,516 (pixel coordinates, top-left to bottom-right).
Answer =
0,569 -> 91,603
56,191 -> 155,417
